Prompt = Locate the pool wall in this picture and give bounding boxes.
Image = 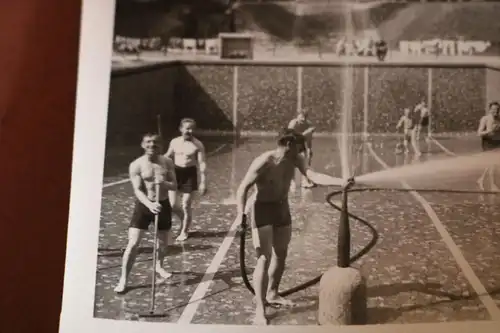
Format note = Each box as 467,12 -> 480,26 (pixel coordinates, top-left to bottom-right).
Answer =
108,60 -> 497,147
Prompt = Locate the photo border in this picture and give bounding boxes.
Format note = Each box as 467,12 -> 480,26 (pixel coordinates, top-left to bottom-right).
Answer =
59,1 -> 500,332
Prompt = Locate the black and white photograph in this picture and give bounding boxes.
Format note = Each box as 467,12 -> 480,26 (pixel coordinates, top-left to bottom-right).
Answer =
62,0 -> 500,331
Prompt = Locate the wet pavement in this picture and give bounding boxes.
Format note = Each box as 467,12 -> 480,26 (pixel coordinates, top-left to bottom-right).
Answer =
94,136 -> 500,325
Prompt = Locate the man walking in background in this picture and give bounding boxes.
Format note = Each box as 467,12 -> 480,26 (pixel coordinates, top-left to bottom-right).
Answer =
165,118 -> 207,242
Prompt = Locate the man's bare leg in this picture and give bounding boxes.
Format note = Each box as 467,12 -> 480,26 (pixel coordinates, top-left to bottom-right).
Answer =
177,193 -> 193,241
252,225 -> 273,325
114,228 -> 143,293
301,150 -> 315,188
169,190 -> 185,238
411,129 -> 421,156
156,230 -> 173,279
266,225 -> 293,306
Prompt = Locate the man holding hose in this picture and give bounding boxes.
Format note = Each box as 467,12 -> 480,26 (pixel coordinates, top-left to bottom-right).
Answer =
114,133 -> 178,294
235,128 -> 354,325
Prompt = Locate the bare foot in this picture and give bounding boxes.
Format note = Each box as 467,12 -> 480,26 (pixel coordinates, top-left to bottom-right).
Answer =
253,310 -> 268,325
114,278 -> 127,294
301,181 -> 316,189
156,267 -> 173,279
266,295 -> 294,307
176,232 -> 188,242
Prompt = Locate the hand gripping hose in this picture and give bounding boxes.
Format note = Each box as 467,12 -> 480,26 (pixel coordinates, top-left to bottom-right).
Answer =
238,186 -> 500,297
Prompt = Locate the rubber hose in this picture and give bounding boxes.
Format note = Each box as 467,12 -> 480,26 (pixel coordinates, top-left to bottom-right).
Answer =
239,186 -> 500,296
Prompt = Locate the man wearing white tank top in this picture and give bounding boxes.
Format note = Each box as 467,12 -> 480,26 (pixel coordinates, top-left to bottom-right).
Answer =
165,118 -> 207,241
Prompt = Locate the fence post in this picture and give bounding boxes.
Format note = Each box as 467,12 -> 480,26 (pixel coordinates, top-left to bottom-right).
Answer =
363,66 -> 369,140
427,67 -> 433,136
297,66 -> 303,113
233,65 -> 239,136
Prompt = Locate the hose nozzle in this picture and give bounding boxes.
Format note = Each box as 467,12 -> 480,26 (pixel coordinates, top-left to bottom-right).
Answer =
343,176 -> 355,190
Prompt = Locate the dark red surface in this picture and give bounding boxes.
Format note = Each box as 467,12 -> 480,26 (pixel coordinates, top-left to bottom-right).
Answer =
0,2 -> 80,332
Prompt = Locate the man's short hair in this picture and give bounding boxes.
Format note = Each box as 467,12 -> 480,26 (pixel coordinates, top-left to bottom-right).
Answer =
277,128 -> 305,152
180,118 -> 196,128
142,132 -> 160,141
489,101 -> 500,109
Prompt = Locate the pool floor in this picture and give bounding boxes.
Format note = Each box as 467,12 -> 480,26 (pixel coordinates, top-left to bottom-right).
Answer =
94,135 -> 500,325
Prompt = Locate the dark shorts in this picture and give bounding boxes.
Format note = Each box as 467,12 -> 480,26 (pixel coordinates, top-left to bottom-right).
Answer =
175,165 -> 198,193
248,200 -> 292,229
129,199 -> 172,231
482,136 -> 500,151
420,116 -> 429,127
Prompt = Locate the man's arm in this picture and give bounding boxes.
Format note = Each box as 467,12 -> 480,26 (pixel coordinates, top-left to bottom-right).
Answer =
302,126 -> 316,136
396,116 -> 404,129
129,161 -> 152,207
163,158 -> 178,191
164,140 -> 175,159
235,155 -> 268,216
295,154 -> 345,187
477,116 -> 488,136
196,140 -> 207,186
288,119 -> 297,129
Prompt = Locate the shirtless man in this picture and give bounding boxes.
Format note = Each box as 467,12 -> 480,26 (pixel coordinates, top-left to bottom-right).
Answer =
396,108 -> 418,154
414,101 -> 431,145
165,118 -> 207,241
235,128 -> 353,325
288,110 -> 315,188
477,101 -> 500,151
114,133 -> 177,293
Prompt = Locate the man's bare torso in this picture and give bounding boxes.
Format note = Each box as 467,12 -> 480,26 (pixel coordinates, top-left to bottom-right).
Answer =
254,152 -> 296,203
169,137 -> 201,167
133,155 -> 173,201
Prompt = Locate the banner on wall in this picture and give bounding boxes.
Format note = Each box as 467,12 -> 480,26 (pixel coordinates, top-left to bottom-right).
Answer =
399,39 -> 499,56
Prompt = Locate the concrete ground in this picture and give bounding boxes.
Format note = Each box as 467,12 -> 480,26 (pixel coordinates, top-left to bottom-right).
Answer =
94,135 -> 500,325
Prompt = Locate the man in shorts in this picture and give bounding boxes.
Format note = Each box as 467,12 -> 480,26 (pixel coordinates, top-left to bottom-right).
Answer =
288,109 -> 316,188
235,128 -> 352,325
165,118 -> 207,241
114,133 -> 178,293
414,100 -> 431,149
396,108 -> 418,154
477,101 -> 500,151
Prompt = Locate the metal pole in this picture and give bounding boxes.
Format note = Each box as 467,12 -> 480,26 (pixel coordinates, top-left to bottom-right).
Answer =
297,66 -> 303,113
231,65 -> 239,200
337,188 -> 350,268
363,66 -> 369,140
233,66 -> 239,133
427,67 -> 433,136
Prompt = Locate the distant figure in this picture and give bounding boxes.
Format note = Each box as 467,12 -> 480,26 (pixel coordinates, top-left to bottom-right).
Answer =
477,102 -> 500,151
396,108 -> 417,154
375,39 -> 388,61
414,100 -> 431,154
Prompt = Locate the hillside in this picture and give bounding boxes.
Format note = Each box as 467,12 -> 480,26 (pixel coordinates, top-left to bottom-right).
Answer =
113,1 -> 500,50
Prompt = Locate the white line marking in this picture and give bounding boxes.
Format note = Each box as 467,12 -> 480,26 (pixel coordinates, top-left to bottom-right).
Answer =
177,217 -> 241,324
430,136 -> 456,157
102,143 -> 228,188
366,142 -> 500,321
